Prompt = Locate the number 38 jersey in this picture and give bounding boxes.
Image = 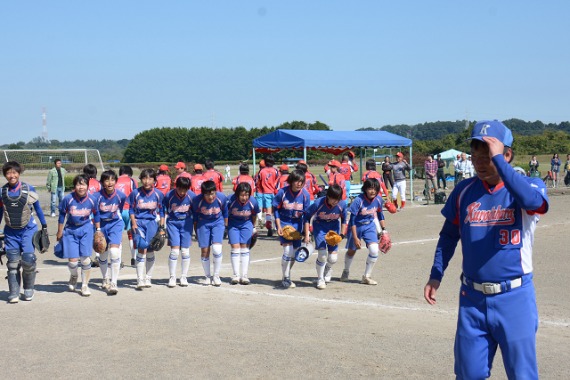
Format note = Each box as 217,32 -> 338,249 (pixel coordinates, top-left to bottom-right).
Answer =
443,176 -> 548,282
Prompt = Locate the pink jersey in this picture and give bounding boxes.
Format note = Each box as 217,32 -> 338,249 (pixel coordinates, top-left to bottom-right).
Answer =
232,174 -> 256,193
204,169 -> 224,192
190,173 -> 206,195
256,167 -> 279,194
328,172 -> 347,200
116,175 -> 138,210
155,174 -> 171,195
88,178 -> 101,195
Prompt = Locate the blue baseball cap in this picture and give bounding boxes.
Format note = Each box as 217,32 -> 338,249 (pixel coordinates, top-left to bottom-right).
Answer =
470,120 -> 513,147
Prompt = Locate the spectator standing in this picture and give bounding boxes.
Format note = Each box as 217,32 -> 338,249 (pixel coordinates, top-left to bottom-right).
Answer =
424,155 -> 438,193
551,153 -> 561,188
529,155 -> 539,177
46,159 -> 67,217
391,152 -> 411,210
381,156 -> 394,189
436,154 -> 447,190
565,154 -> 570,186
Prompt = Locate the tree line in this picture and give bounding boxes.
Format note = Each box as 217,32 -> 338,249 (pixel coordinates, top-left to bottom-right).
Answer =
2,119 -> 569,163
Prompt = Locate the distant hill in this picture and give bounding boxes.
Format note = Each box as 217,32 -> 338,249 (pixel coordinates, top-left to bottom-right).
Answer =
358,119 -> 570,141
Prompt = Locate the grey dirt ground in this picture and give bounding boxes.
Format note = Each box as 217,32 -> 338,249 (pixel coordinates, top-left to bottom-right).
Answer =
1,173 -> 569,379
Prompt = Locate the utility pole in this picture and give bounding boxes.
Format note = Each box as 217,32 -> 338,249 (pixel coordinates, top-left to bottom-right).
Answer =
42,107 -> 49,141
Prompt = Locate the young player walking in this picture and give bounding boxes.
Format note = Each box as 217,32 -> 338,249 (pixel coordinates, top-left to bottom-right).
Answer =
92,170 -> 126,295
341,179 -> 392,285
56,174 -> 101,297
272,170 -> 311,289
115,165 -> 138,267
1,161 -> 48,303
305,184 -> 348,290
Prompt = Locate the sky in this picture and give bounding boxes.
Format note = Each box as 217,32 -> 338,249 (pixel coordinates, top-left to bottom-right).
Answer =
1,1 -> 569,144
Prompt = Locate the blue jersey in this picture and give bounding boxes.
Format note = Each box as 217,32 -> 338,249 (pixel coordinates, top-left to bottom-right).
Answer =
272,186 -> 311,222
163,189 -> 196,221
227,195 -> 260,225
59,192 -> 100,227
437,170 -> 548,283
305,197 -> 348,231
128,187 -> 164,220
348,194 -> 384,227
92,189 -> 126,223
192,192 -> 228,225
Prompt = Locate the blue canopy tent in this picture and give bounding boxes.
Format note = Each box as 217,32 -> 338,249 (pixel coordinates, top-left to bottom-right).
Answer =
252,129 -> 414,200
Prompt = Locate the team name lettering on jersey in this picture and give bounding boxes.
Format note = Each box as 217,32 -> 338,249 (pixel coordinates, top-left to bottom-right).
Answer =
317,211 -> 341,222
69,206 -> 92,217
200,206 -> 221,215
464,202 -> 515,226
137,200 -> 158,210
99,202 -> 120,213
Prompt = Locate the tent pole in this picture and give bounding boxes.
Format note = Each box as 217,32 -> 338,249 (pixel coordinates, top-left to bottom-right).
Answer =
409,145 -> 413,204
253,149 -> 256,177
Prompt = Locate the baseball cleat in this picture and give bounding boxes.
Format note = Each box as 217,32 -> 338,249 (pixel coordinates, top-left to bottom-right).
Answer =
68,275 -> 78,291
136,278 -> 145,290
360,276 -> 378,285
240,276 -> 250,285
23,289 -> 34,301
202,276 -> 212,286
80,285 -> 91,297
101,278 -> 111,290
212,275 -> 222,287
282,277 -> 296,289
316,279 -> 326,290
108,282 -> 118,295
179,277 -> 189,287
144,276 -> 152,288
167,276 -> 176,288
340,270 -> 349,282
231,276 -> 240,285
324,266 -> 333,283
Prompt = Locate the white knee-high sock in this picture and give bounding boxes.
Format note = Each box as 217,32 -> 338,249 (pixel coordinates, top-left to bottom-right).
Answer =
201,256 -> 211,277
212,244 -> 222,276
180,248 -> 190,277
109,247 -> 121,285
230,248 -> 240,276
168,248 -> 180,277
136,253 -> 146,279
281,245 -> 294,278
344,254 -> 354,271
68,261 -> 79,276
365,244 -> 379,277
146,252 -> 156,277
98,251 -> 109,279
240,248 -> 250,277
316,249 -> 327,280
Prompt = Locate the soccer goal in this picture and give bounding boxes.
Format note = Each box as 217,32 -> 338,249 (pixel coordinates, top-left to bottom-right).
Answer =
1,149 -> 105,171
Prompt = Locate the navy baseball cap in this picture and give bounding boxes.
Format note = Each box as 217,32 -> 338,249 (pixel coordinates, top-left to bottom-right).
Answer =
470,120 -> 513,147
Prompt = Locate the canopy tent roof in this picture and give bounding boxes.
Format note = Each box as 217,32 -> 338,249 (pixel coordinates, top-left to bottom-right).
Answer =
437,148 -> 464,161
253,129 -> 412,155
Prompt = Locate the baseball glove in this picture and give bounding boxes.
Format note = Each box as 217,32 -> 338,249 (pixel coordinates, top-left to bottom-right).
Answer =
379,231 -> 392,254
249,231 -> 258,249
282,225 -> 302,241
93,230 -> 107,254
325,231 -> 343,246
384,201 -> 397,214
33,227 -> 51,253
149,229 -> 166,252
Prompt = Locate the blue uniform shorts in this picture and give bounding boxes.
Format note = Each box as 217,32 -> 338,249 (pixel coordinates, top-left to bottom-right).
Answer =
62,223 -> 93,259
345,222 -> 378,250
4,224 -> 37,254
196,220 -> 224,248
228,220 -> 254,245
313,225 -> 339,252
101,218 -> 125,246
135,218 -> 159,251
166,218 -> 193,248
455,273 -> 538,379
278,220 -> 303,248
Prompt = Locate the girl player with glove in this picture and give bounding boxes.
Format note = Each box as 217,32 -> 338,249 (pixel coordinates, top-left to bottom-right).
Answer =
227,182 -> 260,285
272,170 -> 311,289
305,184 -> 348,290
341,178 -> 392,285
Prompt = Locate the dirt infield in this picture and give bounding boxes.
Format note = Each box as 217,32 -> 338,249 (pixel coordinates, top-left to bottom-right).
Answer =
1,176 -> 569,379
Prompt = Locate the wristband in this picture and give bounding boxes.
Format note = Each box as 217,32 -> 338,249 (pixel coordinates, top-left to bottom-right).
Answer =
96,228 -> 101,231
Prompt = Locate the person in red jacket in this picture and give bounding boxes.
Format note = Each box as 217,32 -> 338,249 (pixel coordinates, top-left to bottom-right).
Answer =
255,155 -> 279,236
296,161 -> 320,204
275,164 -> 289,194
339,152 -> 358,197
155,164 -> 171,196
190,164 -> 206,195
232,163 -> 256,192
327,160 -> 347,200
361,159 -> 390,199
204,160 -> 224,192
174,161 -> 192,184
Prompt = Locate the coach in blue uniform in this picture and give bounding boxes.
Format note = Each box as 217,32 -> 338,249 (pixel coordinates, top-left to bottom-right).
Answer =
424,120 -> 549,379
